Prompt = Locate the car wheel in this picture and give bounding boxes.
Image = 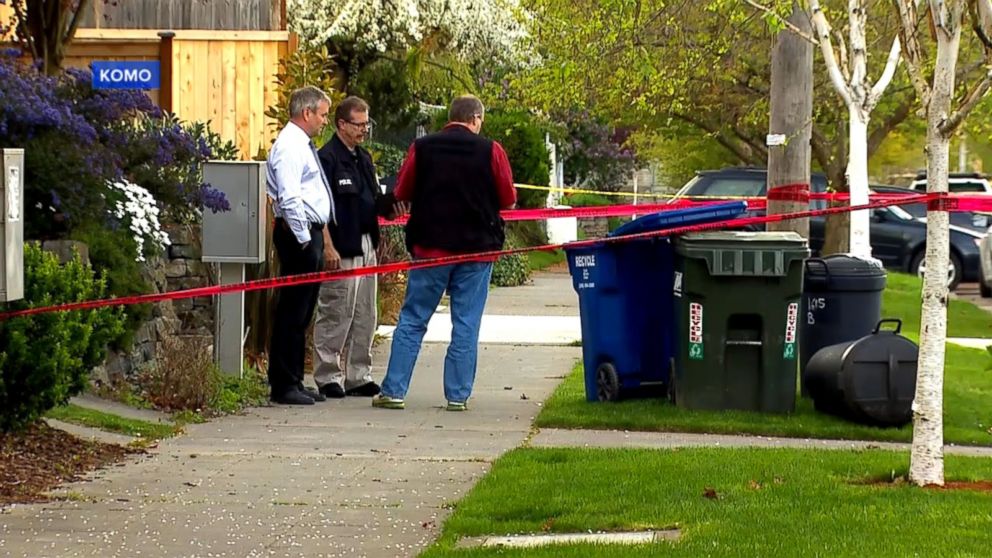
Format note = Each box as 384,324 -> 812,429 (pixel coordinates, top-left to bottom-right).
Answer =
911,251 -> 962,290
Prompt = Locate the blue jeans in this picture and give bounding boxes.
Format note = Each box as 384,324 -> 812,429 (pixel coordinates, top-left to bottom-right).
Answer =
381,262 -> 493,402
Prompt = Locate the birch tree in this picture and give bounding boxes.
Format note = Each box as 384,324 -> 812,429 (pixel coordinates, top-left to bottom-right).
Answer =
809,0 -> 902,258
892,0 -> 992,486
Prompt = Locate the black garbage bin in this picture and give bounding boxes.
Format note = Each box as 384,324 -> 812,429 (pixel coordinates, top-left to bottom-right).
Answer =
804,319 -> 918,427
800,255 -> 887,395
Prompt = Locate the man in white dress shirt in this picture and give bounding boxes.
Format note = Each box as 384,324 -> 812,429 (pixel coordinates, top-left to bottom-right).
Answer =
266,86 -> 336,406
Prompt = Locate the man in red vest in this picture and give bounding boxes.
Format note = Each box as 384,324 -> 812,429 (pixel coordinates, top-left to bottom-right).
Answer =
373,95 -> 516,411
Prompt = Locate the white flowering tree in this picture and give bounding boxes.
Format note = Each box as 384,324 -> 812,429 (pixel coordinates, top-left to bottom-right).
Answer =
287,0 -> 531,88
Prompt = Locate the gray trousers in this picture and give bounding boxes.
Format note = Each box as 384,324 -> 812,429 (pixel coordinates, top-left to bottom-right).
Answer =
313,234 -> 377,390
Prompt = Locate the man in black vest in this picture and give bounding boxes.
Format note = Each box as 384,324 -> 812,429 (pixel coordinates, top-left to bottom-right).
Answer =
314,96 -> 406,399
373,95 -> 517,411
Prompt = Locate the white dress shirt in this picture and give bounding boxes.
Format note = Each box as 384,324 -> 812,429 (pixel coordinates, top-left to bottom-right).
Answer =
266,122 -> 334,245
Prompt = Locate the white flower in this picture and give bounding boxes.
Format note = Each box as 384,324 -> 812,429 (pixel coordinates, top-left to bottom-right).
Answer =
107,179 -> 172,262
287,0 -> 533,67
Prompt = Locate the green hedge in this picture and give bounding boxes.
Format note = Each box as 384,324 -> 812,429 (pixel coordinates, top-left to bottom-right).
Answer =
0,243 -> 125,432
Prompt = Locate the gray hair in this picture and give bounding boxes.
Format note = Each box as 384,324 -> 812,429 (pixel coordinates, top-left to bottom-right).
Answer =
288,86 -> 331,118
449,94 -> 485,124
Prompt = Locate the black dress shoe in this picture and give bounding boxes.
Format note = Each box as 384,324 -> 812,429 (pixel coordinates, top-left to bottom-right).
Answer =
318,383 -> 346,398
271,389 -> 315,405
346,382 -> 382,397
300,386 -> 326,402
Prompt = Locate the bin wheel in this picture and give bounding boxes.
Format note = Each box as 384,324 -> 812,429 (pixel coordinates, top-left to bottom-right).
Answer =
667,358 -> 677,405
596,363 -> 621,402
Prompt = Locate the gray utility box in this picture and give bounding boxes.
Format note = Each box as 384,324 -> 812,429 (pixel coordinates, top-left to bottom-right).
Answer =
1,149 -> 24,302
202,161 -> 267,264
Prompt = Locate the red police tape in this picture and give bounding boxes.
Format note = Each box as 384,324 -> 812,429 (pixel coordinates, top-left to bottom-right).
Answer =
2,192 -> 991,321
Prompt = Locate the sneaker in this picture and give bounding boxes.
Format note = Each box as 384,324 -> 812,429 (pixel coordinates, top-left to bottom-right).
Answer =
372,394 -> 405,409
446,401 -> 468,412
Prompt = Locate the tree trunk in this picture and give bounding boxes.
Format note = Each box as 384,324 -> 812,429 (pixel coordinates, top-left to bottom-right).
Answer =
847,108 -> 872,258
821,162 -> 850,254
767,3 -> 813,237
910,11 -> 961,488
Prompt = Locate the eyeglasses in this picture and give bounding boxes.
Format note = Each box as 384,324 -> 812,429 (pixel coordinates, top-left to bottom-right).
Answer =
344,119 -> 374,131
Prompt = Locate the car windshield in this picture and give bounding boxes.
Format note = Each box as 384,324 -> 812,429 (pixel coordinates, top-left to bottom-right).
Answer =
886,205 -> 915,221
675,176 -> 765,198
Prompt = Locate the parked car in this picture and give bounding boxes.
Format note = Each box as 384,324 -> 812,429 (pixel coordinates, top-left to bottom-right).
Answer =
870,184 -> 989,233
671,167 -> 987,290
980,233 -> 992,298
909,171 -> 992,194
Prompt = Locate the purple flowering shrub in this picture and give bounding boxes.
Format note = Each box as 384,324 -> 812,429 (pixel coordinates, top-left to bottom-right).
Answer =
558,109 -> 638,192
0,52 -> 234,238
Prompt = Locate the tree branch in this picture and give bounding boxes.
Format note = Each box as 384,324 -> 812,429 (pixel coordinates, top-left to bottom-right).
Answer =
810,0 -> 854,106
672,112 -> 760,163
378,52 -> 477,93
940,68 -> 992,134
63,0 -> 92,48
971,0 -> 992,52
833,27 -> 851,82
867,35 -> 902,109
742,0 -> 820,45
893,0 -> 932,108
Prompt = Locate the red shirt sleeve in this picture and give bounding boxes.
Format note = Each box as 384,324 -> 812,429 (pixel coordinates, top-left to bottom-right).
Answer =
393,144 -> 417,202
491,142 -> 516,208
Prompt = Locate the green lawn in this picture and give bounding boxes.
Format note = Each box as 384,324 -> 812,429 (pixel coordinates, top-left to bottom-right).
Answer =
536,273 -> 992,445
884,273 -> 992,340
421,447 -> 992,557
527,248 -> 566,271
45,404 -> 179,441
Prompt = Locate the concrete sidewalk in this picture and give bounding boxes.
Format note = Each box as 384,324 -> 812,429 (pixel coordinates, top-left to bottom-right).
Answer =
0,272 -> 581,558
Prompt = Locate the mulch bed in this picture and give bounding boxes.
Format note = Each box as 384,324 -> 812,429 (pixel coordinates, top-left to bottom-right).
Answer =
0,422 -> 138,506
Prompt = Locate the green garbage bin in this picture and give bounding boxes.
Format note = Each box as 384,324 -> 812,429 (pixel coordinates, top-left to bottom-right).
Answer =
672,231 -> 810,413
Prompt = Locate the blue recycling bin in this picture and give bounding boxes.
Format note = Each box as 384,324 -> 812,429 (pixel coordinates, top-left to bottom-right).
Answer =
566,201 -> 748,402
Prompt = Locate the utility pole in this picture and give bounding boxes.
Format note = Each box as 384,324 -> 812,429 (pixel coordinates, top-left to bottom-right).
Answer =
767,2 -> 813,238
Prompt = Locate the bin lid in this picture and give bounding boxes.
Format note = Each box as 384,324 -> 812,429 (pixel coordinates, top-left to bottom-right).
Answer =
675,231 -> 810,277
608,201 -> 748,237
804,254 -> 887,292
805,254 -> 886,277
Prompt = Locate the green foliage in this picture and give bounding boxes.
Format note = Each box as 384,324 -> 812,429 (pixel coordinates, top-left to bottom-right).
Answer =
365,141 -> 407,177
210,364 -> 270,415
490,238 -> 531,287
69,225 -> 151,349
139,335 -> 269,415
563,192 -> 614,207
350,56 -> 421,132
506,220 -> 547,247
264,45 -> 345,149
0,243 -> 126,432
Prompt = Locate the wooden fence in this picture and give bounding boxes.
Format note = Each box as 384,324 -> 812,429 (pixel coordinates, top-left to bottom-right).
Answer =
64,29 -> 293,159
78,0 -> 284,31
